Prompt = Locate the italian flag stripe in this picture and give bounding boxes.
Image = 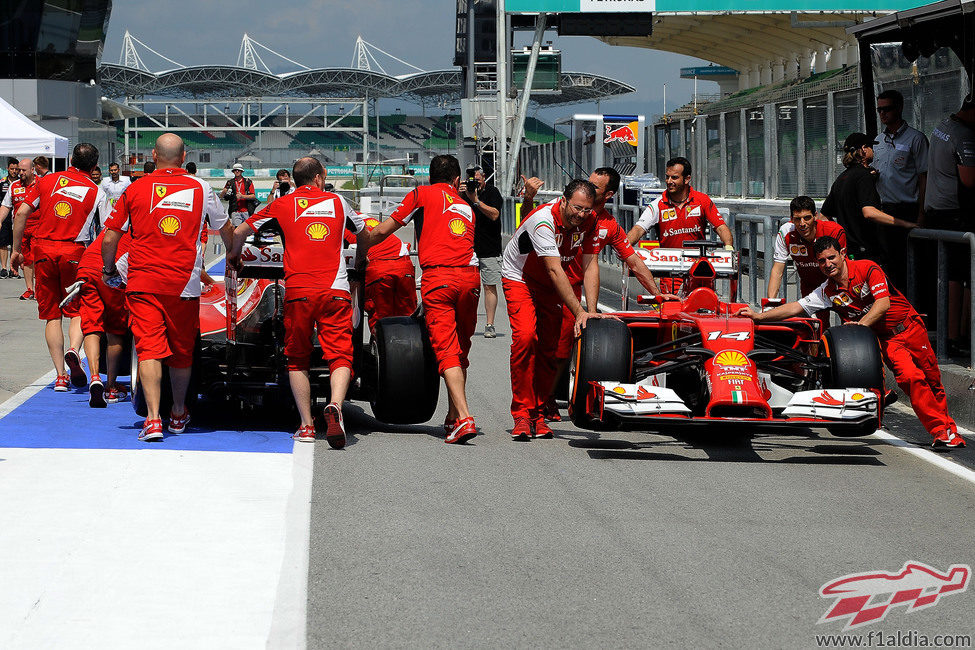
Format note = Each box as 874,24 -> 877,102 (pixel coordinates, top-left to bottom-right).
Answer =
732,390 -> 743,403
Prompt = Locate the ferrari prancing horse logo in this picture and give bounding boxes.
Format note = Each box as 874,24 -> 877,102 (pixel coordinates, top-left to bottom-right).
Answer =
155,186 -> 167,198
298,198 -> 309,209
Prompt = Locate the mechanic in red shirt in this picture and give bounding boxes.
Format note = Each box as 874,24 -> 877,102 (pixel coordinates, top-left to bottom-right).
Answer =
228,157 -> 367,448
0,157 -> 37,300
500,179 -> 617,439
738,235 -> 963,449
368,155 -> 480,444
12,144 -> 106,392
542,167 -> 671,421
628,157 -> 732,249
359,216 -> 416,334
766,195 -> 847,328
102,133 -> 233,442
75,228 -> 133,407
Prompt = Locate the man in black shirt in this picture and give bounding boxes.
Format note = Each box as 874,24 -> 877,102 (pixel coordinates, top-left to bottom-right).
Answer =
821,133 -> 915,266
462,166 -> 504,338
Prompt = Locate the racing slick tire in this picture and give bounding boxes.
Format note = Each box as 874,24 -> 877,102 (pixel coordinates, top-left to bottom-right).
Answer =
821,324 -> 883,437
569,318 -> 632,428
370,316 -> 439,425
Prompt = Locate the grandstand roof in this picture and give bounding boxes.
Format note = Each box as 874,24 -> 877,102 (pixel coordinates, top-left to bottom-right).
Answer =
97,64 -> 634,107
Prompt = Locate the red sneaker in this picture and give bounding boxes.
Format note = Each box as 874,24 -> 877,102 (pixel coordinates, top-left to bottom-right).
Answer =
19,289 -> 33,301
445,416 -> 477,444
542,400 -> 561,422
533,416 -> 554,439
89,375 -> 106,408
932,429 -> 966,449
63,348 -> 87,387
168,408 -> 191,434
293,424 -> 316,443
511,417 -> 532,441
323,402 -> 346,449
139,418 -> 164,442
53,375 -> 70,392
105,385 -> 128,403
443,417 -> 457,433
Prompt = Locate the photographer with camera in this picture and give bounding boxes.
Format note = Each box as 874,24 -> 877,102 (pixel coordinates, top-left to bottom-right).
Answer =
220,162 -> 257,226
269,168 -> 296,203
460,165 -> 504,338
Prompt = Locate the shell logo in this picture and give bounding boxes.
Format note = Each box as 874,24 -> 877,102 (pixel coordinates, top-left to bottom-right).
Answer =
58,177 -> 69,187
155,186 -> 167,198
364,218 -> 380,229
851,392 -> 865,401
158,215 -> 181,235
297,198 -> 309,209
53,201 -> 72,218
448,218 -> 467,236
306,222 -> 329,240
714,350 -> 748,367
612,386 -> 627,394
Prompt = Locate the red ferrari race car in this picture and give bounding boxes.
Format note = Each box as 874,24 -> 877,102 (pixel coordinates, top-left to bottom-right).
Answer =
130,228 -> 440,425
569,241 -> 884,437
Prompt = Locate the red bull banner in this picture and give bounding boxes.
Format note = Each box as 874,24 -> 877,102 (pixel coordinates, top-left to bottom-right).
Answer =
603,116 -> 640,148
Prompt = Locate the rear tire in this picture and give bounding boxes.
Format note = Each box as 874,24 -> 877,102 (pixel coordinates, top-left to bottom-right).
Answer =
370,316 -> 440,424
822,324 -> 883,438
569,319 -> 632,428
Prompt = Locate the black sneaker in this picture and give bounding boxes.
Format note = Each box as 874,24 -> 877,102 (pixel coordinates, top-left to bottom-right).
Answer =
0,269 -> 7,279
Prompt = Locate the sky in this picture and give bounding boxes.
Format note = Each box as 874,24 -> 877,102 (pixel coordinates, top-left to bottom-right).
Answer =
100,0 -> 717,123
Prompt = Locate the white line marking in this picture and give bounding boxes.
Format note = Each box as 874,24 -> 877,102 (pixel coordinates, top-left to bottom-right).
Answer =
267,440 -> 314,649
871,430 -> 975,486
0,370 -> 56,420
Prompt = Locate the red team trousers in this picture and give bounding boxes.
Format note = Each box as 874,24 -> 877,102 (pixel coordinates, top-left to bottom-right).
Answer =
881,315 -> 956,436
283,288 -> 354,374
32,239 -> 84,320
421,266 -> 480,375
503,278 -> 564,420
364,257 -> 417,332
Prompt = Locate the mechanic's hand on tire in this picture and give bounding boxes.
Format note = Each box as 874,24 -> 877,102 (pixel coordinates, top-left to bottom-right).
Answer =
573,311 -> 622,337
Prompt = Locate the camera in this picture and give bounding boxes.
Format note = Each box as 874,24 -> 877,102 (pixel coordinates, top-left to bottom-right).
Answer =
279,181 -> 290,194
466,168 -> 478,189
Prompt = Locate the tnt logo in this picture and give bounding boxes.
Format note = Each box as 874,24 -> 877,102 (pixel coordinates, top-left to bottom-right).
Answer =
818,562 -> 970,630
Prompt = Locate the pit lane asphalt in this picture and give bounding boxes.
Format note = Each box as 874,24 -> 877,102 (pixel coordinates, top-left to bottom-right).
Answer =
307,290 -> 975,648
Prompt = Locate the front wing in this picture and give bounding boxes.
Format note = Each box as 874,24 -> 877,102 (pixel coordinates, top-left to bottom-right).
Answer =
587,381 -> 879,432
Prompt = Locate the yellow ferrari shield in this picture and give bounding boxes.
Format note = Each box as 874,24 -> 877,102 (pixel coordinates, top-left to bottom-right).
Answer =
155,186 -> 167,198
59,177 -> 69,187
444,192 -> 454,204
298,198 -> 309,209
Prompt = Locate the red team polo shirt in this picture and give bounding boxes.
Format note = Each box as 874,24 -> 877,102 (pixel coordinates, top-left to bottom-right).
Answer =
635,187 -> 725,248
105,168 -> 228,297
24,167 -> 104,242
564,207 -> 634,285
2,178 -> 39,235
389,183 -> 477,268
798,258 -> 917,336
246,185 -> 364,293
502,199 -> 599,286
773,219 -> 848,293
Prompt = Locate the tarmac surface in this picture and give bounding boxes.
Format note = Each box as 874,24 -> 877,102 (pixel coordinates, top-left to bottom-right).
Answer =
1,261 -> 974,648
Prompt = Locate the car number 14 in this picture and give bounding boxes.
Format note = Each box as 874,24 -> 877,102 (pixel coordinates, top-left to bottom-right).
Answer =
706,331 -> 751,341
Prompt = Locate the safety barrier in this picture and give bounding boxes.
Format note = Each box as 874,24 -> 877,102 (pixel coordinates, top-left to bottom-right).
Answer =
906,228 -> 975,368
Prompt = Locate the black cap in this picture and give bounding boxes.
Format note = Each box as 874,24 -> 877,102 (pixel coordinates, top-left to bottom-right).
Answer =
843,132 -> 879,152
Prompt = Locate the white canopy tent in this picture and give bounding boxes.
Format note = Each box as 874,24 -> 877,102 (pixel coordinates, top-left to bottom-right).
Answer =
0,95 -> 69,157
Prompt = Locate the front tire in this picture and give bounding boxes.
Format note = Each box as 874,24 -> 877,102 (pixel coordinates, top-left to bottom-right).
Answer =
821,324 -> 883,438
569,319 -> 632,428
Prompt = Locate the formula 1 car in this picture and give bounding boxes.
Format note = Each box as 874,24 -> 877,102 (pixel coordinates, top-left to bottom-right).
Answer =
569,241 -> 884,437
131,229 -> 439,425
